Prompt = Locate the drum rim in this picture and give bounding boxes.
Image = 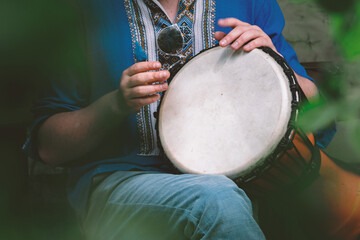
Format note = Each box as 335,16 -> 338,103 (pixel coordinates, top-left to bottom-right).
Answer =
238,46 -> 301,183
157,45 -> 301,183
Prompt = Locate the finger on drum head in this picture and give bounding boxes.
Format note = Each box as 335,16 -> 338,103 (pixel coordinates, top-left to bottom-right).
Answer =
127,61 -> 162,76
231,29 -> 262,50
219,26 -> 251,47
129,71 -> 169,88
136,93 -> 161,106
244,38 -> 271,52
130,83 -> 167,98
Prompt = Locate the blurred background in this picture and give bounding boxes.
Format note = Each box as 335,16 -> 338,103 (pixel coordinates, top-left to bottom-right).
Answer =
1,0 -> 85,239
279,0 -> 360,163
0,0 -> 359,239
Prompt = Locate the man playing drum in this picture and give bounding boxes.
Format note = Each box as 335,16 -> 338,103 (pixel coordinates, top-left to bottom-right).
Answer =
24,0 -> 333,239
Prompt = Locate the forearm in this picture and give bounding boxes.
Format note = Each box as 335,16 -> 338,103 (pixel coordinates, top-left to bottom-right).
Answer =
295,72 -> 318,100
37,90 -> 126,166
37,61 -> 168,167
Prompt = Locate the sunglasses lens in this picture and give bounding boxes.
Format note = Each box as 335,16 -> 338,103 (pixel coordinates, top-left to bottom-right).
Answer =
158,27 -> 183,54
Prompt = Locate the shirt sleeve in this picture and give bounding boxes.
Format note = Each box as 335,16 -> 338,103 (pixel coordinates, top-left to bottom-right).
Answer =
22,0 -> 92,160
254,0 -> 313,81
22,69 -> 90,160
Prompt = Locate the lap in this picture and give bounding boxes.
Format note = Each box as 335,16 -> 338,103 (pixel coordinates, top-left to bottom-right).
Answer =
81,171 -> 264,240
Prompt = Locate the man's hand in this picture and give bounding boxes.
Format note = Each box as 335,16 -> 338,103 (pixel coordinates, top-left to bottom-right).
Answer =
215,17 -> 318,99
118,61 -> 170,114
215,18 -> 277,53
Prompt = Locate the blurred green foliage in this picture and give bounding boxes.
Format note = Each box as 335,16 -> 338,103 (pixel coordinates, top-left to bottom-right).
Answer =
294,0 -> 360,157
1,0 -> 86,239
1,0 -> 87,125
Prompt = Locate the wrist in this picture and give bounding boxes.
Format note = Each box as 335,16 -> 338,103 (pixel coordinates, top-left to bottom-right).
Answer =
87,90 -> 128,126
108,89 -> 130,119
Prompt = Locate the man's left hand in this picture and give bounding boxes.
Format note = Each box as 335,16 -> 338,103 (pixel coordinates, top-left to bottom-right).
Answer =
215,18 -> 318,99
215,18 -> 277,53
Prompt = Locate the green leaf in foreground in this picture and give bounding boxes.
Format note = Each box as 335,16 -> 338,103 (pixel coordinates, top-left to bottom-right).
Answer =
297,99 -> 338,132
347,120 -> 360,156
330,2 -> 360,61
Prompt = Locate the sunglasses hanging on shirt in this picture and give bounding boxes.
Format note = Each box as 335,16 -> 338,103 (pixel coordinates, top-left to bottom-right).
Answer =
157,24 -> 186,72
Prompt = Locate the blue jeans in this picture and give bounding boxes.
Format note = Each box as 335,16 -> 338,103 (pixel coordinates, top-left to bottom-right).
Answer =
81,171 -> 265,240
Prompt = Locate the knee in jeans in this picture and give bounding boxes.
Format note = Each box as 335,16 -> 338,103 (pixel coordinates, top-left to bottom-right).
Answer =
190,175 -> 252,214
184,175 -> 257,238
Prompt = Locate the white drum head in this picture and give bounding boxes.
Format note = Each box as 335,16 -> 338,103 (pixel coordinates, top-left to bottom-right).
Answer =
159,47 -> 292,179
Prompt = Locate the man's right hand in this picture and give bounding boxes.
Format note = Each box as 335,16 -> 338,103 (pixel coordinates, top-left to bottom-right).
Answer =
38,61 -> 169,166
118,61 -> 170,114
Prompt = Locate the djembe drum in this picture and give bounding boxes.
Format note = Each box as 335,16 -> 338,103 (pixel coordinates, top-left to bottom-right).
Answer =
159,46 -> 318,194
